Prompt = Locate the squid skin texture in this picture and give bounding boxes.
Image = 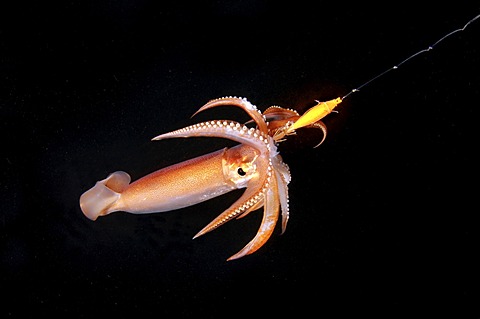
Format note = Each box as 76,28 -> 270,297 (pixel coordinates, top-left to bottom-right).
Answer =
80,149 -> 230,220
80,145 -> 259,221
109,148 -> 231,214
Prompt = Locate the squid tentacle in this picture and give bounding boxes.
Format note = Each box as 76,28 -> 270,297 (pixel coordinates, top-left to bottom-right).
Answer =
310,121 -> 328,148
193,176 -> 266,239
152,120 -> 273,156
263,105 -> 299,121
236,197 -> 264,219
227,171 -> 280,261
193,158 -> 273,238
275,167 -> 290,234
191,96 -> 268,135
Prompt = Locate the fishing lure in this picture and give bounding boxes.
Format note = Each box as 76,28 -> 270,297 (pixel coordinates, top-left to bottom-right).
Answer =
80,14 -> 479,261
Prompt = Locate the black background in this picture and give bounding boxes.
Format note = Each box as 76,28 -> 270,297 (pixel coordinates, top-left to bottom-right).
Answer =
1,1 -> 479,317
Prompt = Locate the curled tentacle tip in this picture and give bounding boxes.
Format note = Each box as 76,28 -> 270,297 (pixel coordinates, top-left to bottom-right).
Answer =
313,141 -> 325,148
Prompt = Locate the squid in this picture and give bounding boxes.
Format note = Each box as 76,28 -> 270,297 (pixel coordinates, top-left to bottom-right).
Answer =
80,96 -> 342,260
80,13 -> 480,260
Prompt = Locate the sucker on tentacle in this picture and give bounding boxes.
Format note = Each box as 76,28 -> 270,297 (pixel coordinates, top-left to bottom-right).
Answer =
152,120 -> 276,166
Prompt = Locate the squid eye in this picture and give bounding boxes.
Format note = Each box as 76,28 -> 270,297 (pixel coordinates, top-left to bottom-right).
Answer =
237,167 -> 246,176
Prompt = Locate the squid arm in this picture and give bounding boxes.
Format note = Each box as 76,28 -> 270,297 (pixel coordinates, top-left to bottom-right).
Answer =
227,171 -> 280,261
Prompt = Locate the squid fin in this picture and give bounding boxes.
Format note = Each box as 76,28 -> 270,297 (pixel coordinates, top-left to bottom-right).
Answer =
79,171 -> 131,221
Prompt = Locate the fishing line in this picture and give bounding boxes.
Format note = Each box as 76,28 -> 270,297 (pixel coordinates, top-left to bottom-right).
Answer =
341,14 -> 480,100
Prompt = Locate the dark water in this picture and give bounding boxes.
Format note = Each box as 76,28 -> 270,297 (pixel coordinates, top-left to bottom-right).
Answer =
1,2 -> 479,317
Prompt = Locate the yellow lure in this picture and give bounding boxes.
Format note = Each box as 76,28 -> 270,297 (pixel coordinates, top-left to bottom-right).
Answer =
285,97 -> 342,135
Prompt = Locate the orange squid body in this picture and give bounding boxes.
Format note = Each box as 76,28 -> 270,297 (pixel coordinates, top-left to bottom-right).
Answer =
80,97 -> 293,260
80,144 -> 260,221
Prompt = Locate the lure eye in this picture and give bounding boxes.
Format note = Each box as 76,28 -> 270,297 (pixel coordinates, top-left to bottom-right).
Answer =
237,167 -> 246,176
